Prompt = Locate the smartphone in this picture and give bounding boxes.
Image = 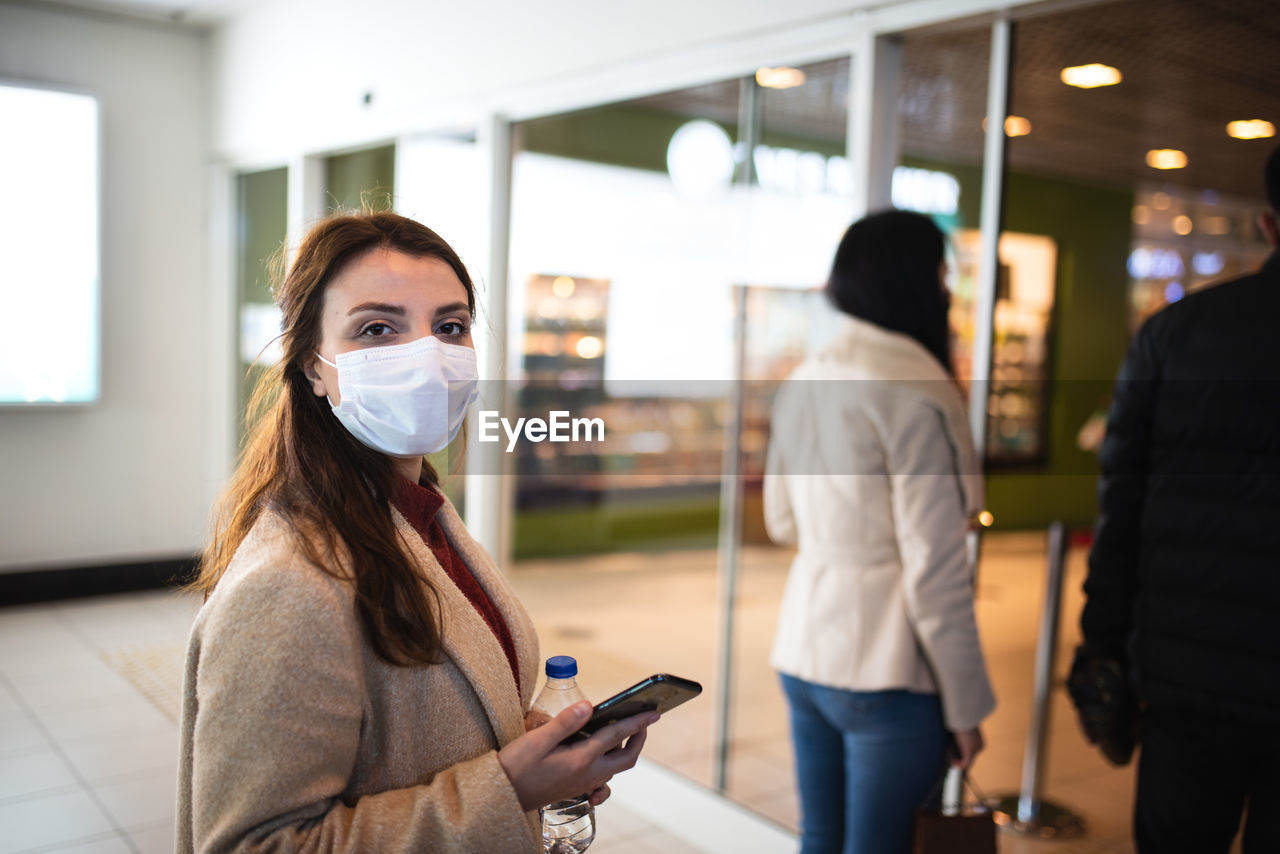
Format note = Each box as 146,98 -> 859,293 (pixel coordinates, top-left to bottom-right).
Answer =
563,674 -> 702,743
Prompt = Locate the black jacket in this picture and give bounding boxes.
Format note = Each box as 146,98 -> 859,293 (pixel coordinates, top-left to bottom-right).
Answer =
1082,251 -> 1280,726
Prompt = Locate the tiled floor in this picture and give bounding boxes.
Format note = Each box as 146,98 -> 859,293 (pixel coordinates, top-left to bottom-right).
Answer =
0,594 -> 193,854
511,533 -> 1245,854
0,534 -> 1247,853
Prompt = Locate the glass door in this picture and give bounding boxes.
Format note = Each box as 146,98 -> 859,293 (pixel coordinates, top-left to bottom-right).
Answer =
715,57 -> 854,829
505,56 -> 863,830
234,167 -> 287,440
233,146 -> 397,449
506,78 -> 750,793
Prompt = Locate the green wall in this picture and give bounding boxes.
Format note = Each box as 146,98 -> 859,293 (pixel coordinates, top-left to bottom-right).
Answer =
235,167 -> 288,436
515,492 -> 720,558
522,106 -> 688,173
905,155 -> 1133,529
326,145 -> 396,213
989,169 -> 1132,530
521,103 -> 845,173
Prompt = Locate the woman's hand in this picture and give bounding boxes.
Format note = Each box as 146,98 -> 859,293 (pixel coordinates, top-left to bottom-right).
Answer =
498,701 -> 658,812
949,727 -> 984,769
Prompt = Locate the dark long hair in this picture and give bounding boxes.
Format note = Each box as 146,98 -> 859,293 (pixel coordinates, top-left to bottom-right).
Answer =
193,211 -> 476,666
825,209 -> 953,375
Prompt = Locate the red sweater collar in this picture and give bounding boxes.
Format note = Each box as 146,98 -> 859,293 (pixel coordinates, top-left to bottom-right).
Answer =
392,477 -> 445,528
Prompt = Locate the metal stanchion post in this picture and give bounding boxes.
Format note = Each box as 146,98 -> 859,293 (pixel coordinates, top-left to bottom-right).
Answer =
993,521 -> 1086,838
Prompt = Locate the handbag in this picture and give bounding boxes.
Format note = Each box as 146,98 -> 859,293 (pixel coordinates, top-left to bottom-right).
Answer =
911,767 -> 997,854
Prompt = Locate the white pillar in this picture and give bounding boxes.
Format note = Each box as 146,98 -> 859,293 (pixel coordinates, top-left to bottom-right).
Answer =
465,114 -> 515,570
847,18 -> 903,221
205,161 -> 237,492
286,154 -> 326,250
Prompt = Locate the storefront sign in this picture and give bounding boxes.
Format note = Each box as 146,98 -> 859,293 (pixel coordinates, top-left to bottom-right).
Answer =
666,120 -> 960,216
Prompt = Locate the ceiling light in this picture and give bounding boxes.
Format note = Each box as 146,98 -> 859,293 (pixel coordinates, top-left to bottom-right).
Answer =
1004,116 -> 1031,137
755,67 -> 806,89
1173,215 -> 1193,235
1146,149 -> 1188,170
1060,63 -> 1122,88
980,116 -> 1032,136
1226,119 -> 1276,140
1151,192 -> 1171,210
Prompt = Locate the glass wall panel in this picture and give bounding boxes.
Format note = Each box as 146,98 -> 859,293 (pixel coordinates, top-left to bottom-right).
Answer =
233,145 -> 396,448
894,27 -> 991,397
234,167 -> 287,439
509,82 -> 750,799
511,87 -> 744,562
507,60 -> 850,825
723,57 -> 851,829
395,135 -> 485,510
991,0 -> 1278,530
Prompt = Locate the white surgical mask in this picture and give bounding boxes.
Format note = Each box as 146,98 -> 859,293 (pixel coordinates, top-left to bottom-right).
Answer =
316,335 -> 479,456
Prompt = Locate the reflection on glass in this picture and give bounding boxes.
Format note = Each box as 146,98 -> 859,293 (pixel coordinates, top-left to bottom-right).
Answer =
896,24 -> 991,428
1126,186 -> 1271,329
961,231 -> 1057,461
988,0 -> 1278,526
725,57 -> 851,831
510,57 -> 852,829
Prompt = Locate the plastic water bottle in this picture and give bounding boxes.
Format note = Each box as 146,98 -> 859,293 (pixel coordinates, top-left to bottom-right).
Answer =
527,655 -> 595,853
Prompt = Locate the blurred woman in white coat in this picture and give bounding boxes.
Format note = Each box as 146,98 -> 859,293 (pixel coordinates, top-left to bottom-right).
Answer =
764,209 -> 996,854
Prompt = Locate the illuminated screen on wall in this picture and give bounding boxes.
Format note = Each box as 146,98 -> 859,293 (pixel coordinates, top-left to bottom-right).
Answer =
0,82 -> 100,404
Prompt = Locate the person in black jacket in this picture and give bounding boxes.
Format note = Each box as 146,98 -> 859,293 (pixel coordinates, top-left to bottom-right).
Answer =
1077,143 -> 1280,853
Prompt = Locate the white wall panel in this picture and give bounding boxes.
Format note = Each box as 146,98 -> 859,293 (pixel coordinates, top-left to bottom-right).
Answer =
0,3 -> 210,570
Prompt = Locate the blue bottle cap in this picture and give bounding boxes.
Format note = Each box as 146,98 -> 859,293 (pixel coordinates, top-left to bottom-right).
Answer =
545,655 -> 577,678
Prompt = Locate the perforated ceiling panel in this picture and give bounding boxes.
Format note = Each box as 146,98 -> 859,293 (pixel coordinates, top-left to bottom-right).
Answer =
1004,0 -> 1280,201
637,0 -> 1279,202
899,26 -> 991,165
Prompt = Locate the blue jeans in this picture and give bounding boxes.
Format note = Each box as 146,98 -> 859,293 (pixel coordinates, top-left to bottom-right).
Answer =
780,673 -> 946,854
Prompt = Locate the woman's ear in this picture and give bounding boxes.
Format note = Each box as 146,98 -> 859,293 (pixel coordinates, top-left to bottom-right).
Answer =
303,357 -> 330,399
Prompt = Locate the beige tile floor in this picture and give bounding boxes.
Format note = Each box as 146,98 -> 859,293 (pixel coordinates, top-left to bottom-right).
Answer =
511,533 -> 1244,854
0,533 -> 1246,853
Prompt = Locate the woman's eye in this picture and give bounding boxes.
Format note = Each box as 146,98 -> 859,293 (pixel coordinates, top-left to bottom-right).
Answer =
360,323 -> 394,337
437,320 -> 468,337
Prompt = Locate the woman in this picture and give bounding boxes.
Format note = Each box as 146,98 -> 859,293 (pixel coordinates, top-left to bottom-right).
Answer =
177,211 -> 655,853
764,209 -> 996,854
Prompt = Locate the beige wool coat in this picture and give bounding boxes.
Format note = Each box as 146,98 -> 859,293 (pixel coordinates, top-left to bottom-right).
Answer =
176,496 -> 542,854
765,313 -> 996,732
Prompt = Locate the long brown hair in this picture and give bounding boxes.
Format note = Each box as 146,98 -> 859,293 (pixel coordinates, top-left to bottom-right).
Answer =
193,211 -> 477,665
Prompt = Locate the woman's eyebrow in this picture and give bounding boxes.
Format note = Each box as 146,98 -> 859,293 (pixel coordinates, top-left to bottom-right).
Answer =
347,301 -> 406,316
433,301 -> 470,318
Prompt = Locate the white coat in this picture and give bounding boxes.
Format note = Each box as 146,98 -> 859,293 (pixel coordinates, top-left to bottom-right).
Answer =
764,313 -> 996,731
